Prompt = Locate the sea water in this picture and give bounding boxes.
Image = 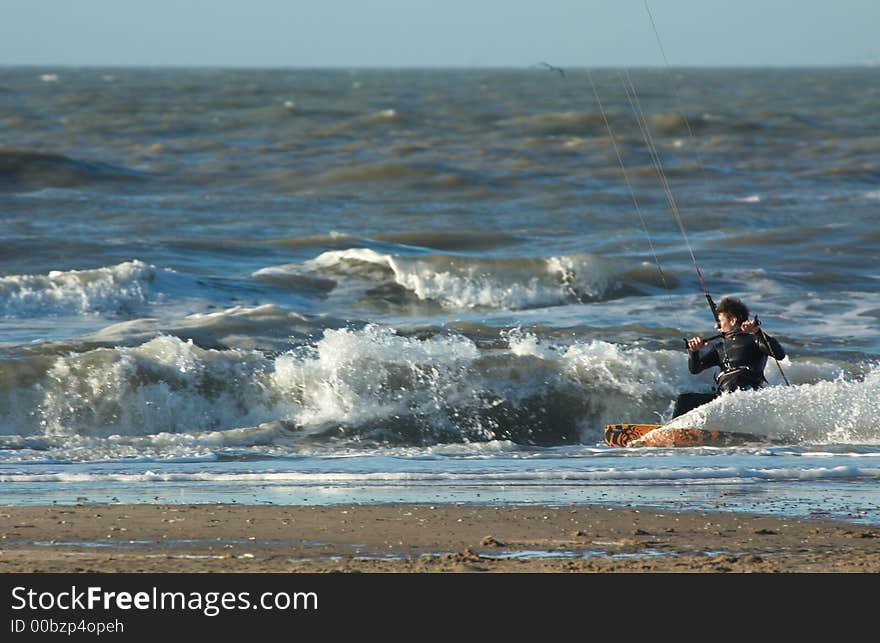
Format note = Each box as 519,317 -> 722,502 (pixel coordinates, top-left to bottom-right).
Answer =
1,68 -> 878,524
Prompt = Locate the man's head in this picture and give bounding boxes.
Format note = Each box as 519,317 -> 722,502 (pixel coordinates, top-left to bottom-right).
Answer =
716,296 -> 749,330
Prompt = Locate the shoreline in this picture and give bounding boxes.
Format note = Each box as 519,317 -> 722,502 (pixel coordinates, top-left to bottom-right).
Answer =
2,503 -> 879,572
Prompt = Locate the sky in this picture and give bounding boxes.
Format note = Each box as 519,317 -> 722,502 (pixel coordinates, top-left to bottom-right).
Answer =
1,0 -> 878,68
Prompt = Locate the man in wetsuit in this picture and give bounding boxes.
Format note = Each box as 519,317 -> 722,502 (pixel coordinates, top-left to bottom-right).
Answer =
672,296 -> 786,418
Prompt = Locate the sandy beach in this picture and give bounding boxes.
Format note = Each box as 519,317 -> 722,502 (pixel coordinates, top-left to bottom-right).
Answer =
1,503 -> 878,573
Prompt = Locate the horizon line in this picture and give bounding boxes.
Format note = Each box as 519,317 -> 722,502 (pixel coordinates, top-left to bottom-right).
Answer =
2,62 -> 878,71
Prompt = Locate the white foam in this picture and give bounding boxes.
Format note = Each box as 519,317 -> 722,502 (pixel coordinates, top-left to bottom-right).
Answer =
372,108 -> 397,120
3,464 -> 879,485
667,365 -> 880,443
505,327 -> 558,360
303,247 -> 390,272
28,335 -> 280,439
293,249 -> 623,310
272,324 -> 482,430
2,325 -> 875,455
780,291 -> 880,340
0,260 -> 158,317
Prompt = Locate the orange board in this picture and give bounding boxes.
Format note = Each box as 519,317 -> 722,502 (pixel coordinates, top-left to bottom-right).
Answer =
603,424 -> 662,447
604,423 -> 764,448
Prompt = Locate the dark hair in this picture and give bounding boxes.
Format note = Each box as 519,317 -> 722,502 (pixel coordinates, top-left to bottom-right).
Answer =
716,297 -> 749,323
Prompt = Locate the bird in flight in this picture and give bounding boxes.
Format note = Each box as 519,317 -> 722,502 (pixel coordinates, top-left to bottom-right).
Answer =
538,62 -> 566,79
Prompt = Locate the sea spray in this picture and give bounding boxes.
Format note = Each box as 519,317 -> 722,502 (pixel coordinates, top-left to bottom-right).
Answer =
667,364 -> 880,444
29,336 -> 278,438
286,249 -> 631,310
2,325 -> 876,452
0,260 -> 157,317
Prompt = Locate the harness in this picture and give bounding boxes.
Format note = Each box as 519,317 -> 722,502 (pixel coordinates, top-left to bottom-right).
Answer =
715,365 -> 765,391
714,332 -> 768,392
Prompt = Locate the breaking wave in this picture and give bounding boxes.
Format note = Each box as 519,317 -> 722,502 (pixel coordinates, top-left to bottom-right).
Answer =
0,326 -> 874,462
0,260 -> 158,317
255,248 -> 662,311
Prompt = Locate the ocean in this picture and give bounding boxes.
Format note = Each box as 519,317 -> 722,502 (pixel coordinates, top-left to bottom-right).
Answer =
1,67 -> 878,525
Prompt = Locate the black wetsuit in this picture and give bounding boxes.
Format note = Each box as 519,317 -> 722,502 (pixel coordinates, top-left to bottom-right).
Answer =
673,329 -> 786,418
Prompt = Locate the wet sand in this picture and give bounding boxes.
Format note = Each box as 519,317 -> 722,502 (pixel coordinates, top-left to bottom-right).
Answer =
1,503 -> 878,573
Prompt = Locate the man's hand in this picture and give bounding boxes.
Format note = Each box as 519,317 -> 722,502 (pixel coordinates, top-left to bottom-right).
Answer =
686,336 -> 707,351
740,319 -> 760,334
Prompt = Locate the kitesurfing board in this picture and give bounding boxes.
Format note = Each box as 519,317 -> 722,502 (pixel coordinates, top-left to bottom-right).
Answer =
604,423 -> 765,448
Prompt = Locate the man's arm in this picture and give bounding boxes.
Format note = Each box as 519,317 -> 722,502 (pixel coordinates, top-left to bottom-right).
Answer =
741,318 -> 786,360
755,329 -> 786,360
688,344 -> 720,374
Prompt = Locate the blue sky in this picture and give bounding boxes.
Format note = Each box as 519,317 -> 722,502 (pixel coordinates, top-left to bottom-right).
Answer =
1,0 -> 877,68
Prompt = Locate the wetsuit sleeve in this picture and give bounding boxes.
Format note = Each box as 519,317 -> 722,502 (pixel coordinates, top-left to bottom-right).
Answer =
755,330 -> 786,360
688,345 -> 720,374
